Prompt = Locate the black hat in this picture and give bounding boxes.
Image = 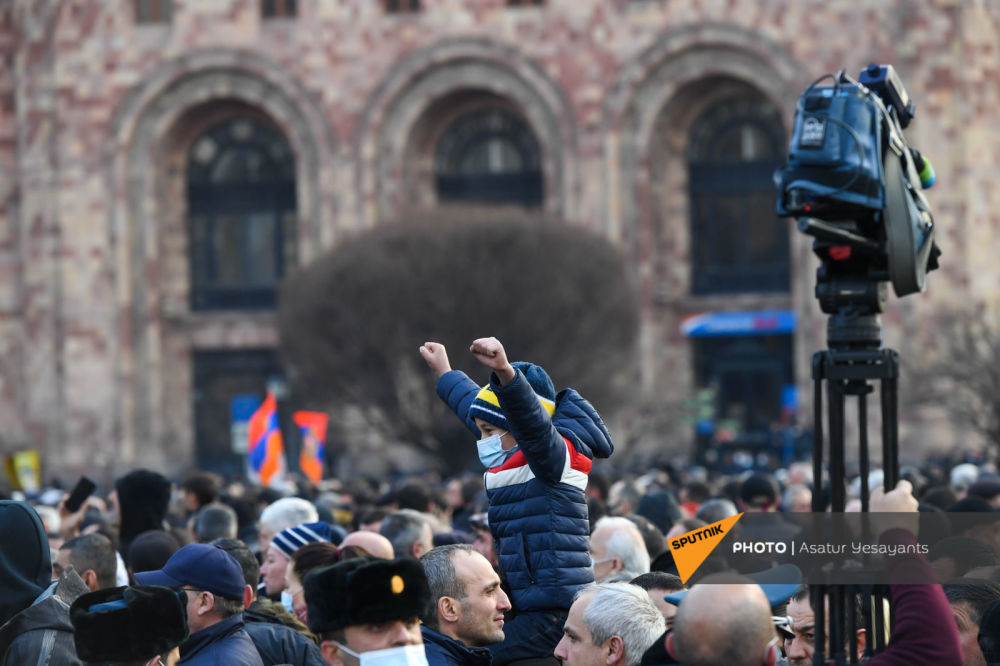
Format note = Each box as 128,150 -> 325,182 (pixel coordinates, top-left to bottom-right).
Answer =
303,556 -> 430,635
71,585 -> 189,662
740,474 -> 780,508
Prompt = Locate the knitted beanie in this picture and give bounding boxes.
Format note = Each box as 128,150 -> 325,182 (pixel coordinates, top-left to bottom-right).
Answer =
469,361 -> 556,431
271,521 -> 333,559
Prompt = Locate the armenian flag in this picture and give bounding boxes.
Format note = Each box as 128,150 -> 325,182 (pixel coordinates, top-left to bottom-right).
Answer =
247,392 -> 285,487
293,411 -> 328,485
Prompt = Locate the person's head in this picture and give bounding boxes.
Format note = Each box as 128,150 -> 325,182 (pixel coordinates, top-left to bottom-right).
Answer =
952,463 -> 980,497
554,582 -> 665,666
668,576 -> 778,666
179,471 -> 220,513
304,556 -> 430,665
339,530 -> 394,560
590,516 -> 651,583
740,474 -> 781,512
626,514 -> 668,560
56,533 -> 117,592
978,599 -> 1000,666
134,543 -> 246,634
210,537 -> 260,607
380,509 -> 434,559
191,502 -> 238,543
785,584 -> 865,666
930,536 -> 1000,582
127,530 -> 181,580
420,544 -> 511,647
257,497 -> 319,556
288,541 -> 342,626
944,579 -> 1000,666
393,481 -> 434,513
114,470 -> 172,546
782,485 -> 812,513
607,481 -> 643,516
0,500 -> 52,626
630,572 -> 685,628
694,498 -> 739,525
71,585 -> 188,666
260,519 -> 331,597
469,361 -> 556,452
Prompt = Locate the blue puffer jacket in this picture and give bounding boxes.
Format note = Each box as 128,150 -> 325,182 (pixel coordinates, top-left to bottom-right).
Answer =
437,367 -> 613,612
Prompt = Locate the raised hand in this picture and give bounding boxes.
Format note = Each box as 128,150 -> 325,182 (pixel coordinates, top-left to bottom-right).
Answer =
419,342 -> 452,377
470,337 -> 515,385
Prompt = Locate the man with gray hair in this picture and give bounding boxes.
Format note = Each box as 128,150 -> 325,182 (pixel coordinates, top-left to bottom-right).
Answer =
420,544 -> 512,665
381,508 -> 434,559
554,582 -> 665,666
589,516 -> 650,583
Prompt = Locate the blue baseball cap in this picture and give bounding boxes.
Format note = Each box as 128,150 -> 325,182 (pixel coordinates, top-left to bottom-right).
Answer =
134,544 -> 245,601
664,564 -> 802,608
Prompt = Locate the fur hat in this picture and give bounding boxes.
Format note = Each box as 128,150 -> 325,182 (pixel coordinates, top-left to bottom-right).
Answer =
71,585 -> 188,662
271,521 -> 333,559
303,556 -> 430,635
468,361 -> 556,431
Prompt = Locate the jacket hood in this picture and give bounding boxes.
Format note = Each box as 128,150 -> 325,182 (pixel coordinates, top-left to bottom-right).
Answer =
0,501 -> 52,626
554,388 -> 614,459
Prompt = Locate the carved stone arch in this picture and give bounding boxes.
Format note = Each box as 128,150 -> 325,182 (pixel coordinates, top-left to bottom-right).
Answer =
602,24 -> 813,397
603,23 -> 806,262
104,49 -> 336,466
356,38 -> 578,223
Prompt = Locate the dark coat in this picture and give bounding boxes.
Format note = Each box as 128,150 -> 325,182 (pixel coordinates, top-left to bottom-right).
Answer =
179,614 -> 264,665
421,626 -> 492,666
0,568 -> 89,666
243,606 -> 325,666
437,367 -> 613,612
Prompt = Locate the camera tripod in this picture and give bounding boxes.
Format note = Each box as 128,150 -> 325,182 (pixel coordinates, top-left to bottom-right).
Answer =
807,284 -> 898,664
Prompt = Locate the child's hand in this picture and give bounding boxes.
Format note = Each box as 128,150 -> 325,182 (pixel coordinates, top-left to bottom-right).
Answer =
470,337 -> 515,385
419,342 -> 452,377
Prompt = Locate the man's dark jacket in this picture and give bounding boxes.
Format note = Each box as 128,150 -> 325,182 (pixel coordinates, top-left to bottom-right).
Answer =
0,567 -> 89,666
421,625 -> 492,666
179,613 -> 264,665
244,605 -> 325,666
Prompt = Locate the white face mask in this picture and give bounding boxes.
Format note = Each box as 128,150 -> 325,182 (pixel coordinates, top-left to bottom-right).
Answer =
334,641 -> 428,666
280,589 -> 295,614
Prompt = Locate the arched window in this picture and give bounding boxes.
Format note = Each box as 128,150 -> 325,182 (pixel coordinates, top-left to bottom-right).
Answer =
435,108 -> 543,207
187,117 -> 296,310
688,97 -> 788,294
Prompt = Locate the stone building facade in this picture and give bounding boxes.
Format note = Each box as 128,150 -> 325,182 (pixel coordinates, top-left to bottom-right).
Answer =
1,0 -> 998,480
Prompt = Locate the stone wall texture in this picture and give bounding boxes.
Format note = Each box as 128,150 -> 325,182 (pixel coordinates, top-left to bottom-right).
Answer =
1,0 -> 998,481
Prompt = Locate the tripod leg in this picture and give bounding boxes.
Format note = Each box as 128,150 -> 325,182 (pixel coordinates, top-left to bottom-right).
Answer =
881,351 -> 900,489
812,353 -> 826,512
859,394 -> 870,512
829,378 -> 847,512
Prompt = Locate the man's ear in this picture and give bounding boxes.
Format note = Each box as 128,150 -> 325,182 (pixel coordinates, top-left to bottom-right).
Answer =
438,596 -> 460,624
321,641 -> 346,666
665,633 -> 676,659
763,642 -> 778,666
605,635 -> 625,665
243,584 -> 254,609
80,569 -> 98,592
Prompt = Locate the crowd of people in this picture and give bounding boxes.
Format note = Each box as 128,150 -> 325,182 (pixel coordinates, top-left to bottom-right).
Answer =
0,336 -> 998,665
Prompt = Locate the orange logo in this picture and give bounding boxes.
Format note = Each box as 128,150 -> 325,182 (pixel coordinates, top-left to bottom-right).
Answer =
668,513 -> 743,583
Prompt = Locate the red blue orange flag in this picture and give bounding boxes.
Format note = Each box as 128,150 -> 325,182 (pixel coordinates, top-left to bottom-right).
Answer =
293,411 -> 328,485
247,392 -> 285,487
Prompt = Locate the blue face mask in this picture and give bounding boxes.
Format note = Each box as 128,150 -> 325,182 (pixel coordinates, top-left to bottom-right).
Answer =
477,431 -> 509,469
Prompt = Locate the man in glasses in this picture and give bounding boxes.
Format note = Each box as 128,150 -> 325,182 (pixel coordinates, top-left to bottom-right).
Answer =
136,543 -> 264,665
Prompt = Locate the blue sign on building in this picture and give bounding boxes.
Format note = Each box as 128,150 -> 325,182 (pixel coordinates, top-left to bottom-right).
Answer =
680,310 -> 797,337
